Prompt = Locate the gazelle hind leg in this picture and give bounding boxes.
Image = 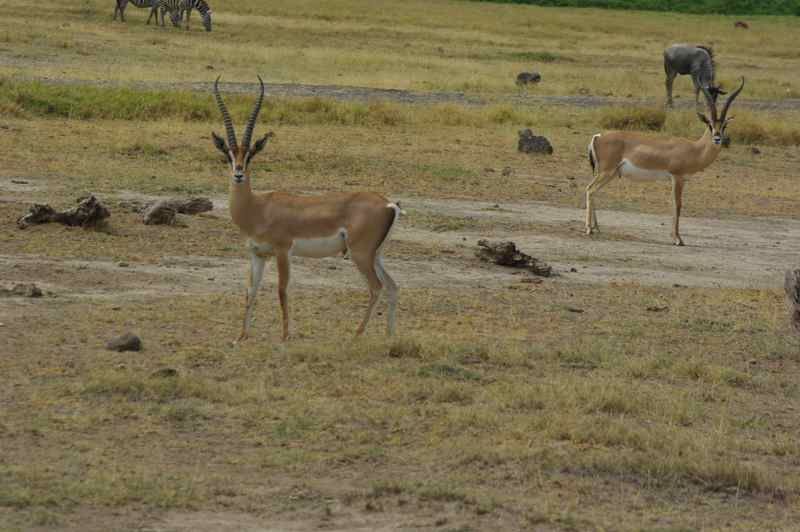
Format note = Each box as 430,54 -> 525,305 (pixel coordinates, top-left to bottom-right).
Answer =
352,252 -> 383,336
585,168 -> 619,235
238,252 -> 268,343
375,257 -> 398,336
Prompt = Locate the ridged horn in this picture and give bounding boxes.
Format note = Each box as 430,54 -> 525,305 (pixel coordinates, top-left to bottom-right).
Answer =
213,76 -> 237,149
700,85 -> 718,123
719,77 -> 745,123
242,75 -> 265,150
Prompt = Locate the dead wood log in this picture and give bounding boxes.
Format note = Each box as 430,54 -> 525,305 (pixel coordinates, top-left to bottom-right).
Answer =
17,195 -> 110,229
476,239 -> 552,277
140,197 -> 214,225
785,269 -> 800,335
142,201 -> 179,225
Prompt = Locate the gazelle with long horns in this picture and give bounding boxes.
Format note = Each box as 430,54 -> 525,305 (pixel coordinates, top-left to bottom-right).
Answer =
585,78 -> 744,246
212,76 -> 401,342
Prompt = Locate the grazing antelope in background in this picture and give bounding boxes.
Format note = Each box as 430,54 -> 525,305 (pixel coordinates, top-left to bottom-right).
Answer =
663,44 -> 719,108
585,78 -> 744,246
212,76 -> 401,342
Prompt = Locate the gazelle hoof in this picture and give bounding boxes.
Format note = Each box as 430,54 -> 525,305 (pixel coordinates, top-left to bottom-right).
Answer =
673,239 -> 684,246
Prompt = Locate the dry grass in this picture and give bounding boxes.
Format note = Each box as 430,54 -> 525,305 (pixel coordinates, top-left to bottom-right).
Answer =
1,0 -> 799,100
2,0 -> 800,530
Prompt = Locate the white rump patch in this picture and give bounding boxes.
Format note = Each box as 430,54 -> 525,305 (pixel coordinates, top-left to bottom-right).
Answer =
619,159 -> 672,181
291,229 -> 348,258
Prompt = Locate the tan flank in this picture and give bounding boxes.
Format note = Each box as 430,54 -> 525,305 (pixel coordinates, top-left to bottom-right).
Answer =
211,76 -> 401,342
586,78 -> 745,246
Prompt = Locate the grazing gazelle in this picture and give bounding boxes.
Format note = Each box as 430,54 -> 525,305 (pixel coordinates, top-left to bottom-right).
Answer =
211,76 -> 401,342
585,78 -> 744,246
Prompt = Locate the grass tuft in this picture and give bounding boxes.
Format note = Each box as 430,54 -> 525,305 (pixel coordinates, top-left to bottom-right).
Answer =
599,107 -> 666,131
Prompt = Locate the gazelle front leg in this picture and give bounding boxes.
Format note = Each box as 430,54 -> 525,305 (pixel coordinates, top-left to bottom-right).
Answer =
237,250 -> 269,343
275,250 -> 291,342
671,176 -> 685,246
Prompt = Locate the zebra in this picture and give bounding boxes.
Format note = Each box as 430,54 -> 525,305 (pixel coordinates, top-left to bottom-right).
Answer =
113,0 -> 154,22
148,0 -> 182,27
151,0 -> 212,31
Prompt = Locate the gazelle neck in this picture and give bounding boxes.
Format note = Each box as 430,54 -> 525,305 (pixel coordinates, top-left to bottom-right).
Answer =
691,127 -> 722,172
229,177 -> 256,231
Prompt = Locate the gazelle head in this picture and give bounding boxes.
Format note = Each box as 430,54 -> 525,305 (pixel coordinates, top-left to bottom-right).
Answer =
212,76 -> 274,184
698,78 -> 745,146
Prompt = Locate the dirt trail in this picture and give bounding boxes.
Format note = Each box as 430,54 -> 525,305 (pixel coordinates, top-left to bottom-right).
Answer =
3,184 -> 798,304
25,77 -> 800,111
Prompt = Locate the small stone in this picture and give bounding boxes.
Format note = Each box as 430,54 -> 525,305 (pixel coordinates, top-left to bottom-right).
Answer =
118,262 -> 129,267
751,147 -> 761,155
106,333 -> 142,352
151,368 -> 178,378
570,267 -> 577,273
501,167 -> 513,177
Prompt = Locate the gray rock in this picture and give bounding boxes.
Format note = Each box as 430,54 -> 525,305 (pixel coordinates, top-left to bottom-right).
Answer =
106,333 -> 142,352
517,129 -> 553,155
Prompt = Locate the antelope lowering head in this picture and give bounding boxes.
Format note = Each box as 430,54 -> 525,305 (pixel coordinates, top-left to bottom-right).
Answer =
211,76 -> 274,184
698,77 -> 745,146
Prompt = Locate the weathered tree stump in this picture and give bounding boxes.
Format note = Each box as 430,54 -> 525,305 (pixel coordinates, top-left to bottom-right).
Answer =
476,239 -> 552,277
17,195 -> 110,229
785,270 -> 800,335
518,129 -> 554,155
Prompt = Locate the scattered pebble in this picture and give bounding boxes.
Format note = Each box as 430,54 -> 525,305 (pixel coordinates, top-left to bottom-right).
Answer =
151,368 -> 178,378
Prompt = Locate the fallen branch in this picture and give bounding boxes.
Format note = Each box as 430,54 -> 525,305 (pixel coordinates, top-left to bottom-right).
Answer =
17,195 -> 110,229
476,239 -> 553,277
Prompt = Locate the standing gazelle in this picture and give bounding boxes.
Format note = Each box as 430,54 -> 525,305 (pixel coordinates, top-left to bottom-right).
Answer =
585,78 -> 744,246
212,76 -> 401,342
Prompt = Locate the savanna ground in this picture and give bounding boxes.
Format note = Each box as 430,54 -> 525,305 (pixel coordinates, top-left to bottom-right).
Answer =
2,0 -> 800,530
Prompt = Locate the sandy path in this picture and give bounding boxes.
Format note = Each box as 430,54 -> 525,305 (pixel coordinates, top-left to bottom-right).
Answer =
3,187 -> 798,303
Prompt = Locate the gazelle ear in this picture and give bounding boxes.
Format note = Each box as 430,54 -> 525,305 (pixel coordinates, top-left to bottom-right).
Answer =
249,131 -> 275,159
211,131 -> 230,158
696,113 -> 711,128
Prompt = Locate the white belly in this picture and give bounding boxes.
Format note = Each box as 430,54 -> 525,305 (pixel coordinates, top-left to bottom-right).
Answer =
620,159 -> 672,181
291,230 -> 348,258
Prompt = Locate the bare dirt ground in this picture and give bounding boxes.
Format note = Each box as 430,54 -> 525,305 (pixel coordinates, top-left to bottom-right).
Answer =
22,76 -> 800,111
2,181 -> 797,317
